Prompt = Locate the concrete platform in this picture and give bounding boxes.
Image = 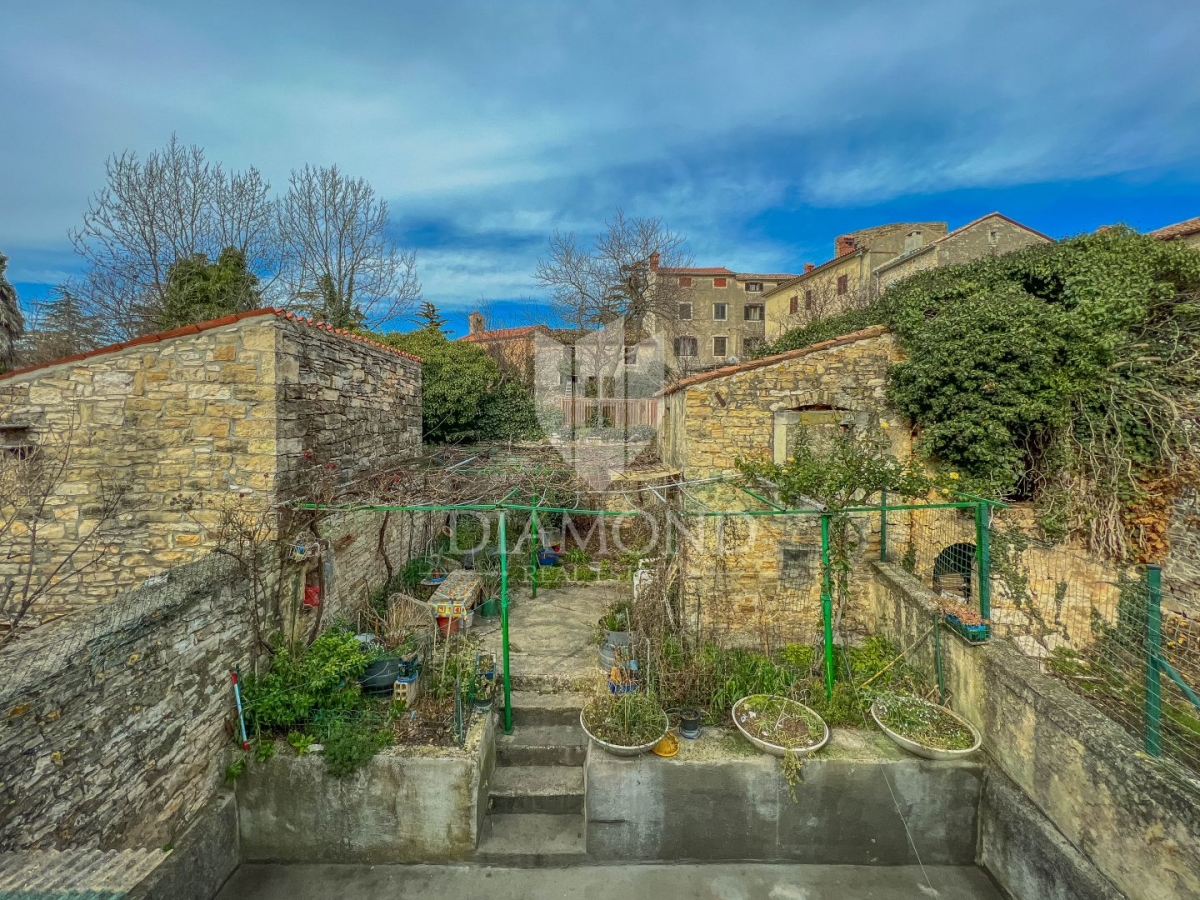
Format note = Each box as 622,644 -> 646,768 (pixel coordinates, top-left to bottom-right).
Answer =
476,581 -> 624,690
217,862 -> 1004,899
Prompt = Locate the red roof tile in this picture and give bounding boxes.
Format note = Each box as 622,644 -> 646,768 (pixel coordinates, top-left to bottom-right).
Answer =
458,325 -> 548,343
655,325 -> 891,397
1149,216 -> 1200,240
657,267 -> 800,280
0,308 -> 421,382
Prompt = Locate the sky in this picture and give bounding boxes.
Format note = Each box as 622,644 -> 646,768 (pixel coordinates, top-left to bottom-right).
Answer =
3,0 -> 1200,337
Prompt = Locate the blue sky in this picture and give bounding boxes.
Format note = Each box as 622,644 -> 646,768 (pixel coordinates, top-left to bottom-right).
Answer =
3,0 -> 1200,337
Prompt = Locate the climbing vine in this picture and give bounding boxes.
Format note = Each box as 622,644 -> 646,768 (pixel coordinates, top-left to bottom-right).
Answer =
767,228 -> 1200,561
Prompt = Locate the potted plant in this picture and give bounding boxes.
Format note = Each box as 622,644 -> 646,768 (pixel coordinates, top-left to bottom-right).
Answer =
580,692 -> 668,757
942,600 -> 990,644
473,671 -> 494,711
732,694 -> 829,758
599,599 -> 633,648
870,693 -> 981,760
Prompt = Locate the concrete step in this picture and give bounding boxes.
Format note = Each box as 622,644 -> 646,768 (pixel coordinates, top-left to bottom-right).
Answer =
508,691 -> 586,727
497,725 -> 587,767
0,848 -> 168,894
489,765 -> 585,814
475,813 -> 587,867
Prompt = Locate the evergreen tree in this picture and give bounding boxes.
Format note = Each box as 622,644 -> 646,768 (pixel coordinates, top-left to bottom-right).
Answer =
159,247 -> 261,329
415,300 -> 447,333
0,253 -> 24,372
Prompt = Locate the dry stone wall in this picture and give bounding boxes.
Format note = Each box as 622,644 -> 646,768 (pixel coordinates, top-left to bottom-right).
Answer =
0,313 -> 422,615
0,507 -> 437,852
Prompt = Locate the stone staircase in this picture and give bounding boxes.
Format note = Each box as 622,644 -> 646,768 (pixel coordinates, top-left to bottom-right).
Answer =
476,691 -> 588,866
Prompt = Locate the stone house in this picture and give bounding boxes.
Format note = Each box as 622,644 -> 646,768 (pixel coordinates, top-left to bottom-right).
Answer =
655,325 -> 1196,648
0,307 -> 422,615
763,222 -> 947,340
458,312 -> 549,380
646,258 -> 798,372
872,212 -> 1052,292
1149,215 -> 1200,249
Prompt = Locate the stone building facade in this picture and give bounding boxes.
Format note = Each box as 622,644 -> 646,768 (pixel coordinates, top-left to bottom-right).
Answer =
656,325 -> 1197,646
872,212 -> 1052,292
647,262 -> 798,373
0,308 -> 422,615
763,222 -> 947,341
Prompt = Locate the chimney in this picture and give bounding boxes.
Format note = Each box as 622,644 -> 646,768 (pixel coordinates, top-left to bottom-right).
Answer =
468,311 -> 485,335
649,251 -> 660,270
835,235 -> 857,258
803,262 -> 815,273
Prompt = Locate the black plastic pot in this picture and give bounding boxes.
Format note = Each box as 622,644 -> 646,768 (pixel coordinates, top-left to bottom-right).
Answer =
359,657 -> 401,695
680,708 -> 702,740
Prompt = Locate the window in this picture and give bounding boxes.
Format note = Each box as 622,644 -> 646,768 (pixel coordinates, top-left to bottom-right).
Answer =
713,336 -> 728,357
679,275 -> 692,287
988,229 -> 999,247
624,345 -> 638,365
743,336 -> 763,354
789,295 -> 799,314
837,275 -> 848,295
744,304 -> 764,321
675,336 -> 698,357
745,281 -> 763,292
713,277 -> 728,288
678,302 -> 692,320
713,302 -> 727,321
805,289 -> 814,310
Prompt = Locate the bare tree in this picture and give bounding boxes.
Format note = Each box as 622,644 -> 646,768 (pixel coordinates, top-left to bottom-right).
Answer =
0,252 -> 23,372
277,164 -> 420,330
69,135 -> 277,338
0,428 -> 129,643
535,209 -> 692,331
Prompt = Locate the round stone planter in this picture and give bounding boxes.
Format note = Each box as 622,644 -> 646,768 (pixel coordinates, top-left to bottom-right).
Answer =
580,708 -> 669,758
870,700 -> 981,761
732,695 -> 830,758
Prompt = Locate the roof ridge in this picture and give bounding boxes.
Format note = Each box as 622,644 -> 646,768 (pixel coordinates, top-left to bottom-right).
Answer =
0,307 -> 420,382
656,325 -> 890,396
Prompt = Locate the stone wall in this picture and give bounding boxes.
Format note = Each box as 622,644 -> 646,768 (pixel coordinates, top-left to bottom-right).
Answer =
870,560 -> 1200,900
274,315 -> 422,499
876,214 -> 1050,290
0,316 -> 281,613
659,328 -> 906,477
0,507 -> 436,853
0,311 -> 422,615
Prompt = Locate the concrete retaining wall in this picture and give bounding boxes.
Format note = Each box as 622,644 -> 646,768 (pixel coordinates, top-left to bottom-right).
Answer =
871,561 -> 1199,900
236,714 -> 494,863
128,791 -> 239,900
584,737 -> 982,863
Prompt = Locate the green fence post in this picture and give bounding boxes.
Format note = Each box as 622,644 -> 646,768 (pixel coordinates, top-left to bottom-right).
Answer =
879,489 -> 889,562
820,514 -> 835,700
1145,563 -> 1163,757
530,500 -> 539,600
499,510 -> 513,735
934,612 -> 945,704
975,502 -> 991,622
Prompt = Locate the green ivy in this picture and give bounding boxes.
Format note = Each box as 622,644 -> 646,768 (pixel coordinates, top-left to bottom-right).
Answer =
766,228 -> 1200,557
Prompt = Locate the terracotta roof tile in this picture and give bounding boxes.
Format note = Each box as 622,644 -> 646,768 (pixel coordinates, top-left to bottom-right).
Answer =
458,325 -> 548,343
655,325 -> 891,397
657,267 -> 800,280
0,308 -> 421,382
1149,216 -> 1200,240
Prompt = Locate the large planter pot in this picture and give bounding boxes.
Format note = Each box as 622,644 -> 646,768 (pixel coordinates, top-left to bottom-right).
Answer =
359,657 -> 401,695
870,700 -> 982,761
580,708 -> 669,758
732,695 -> 829,758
